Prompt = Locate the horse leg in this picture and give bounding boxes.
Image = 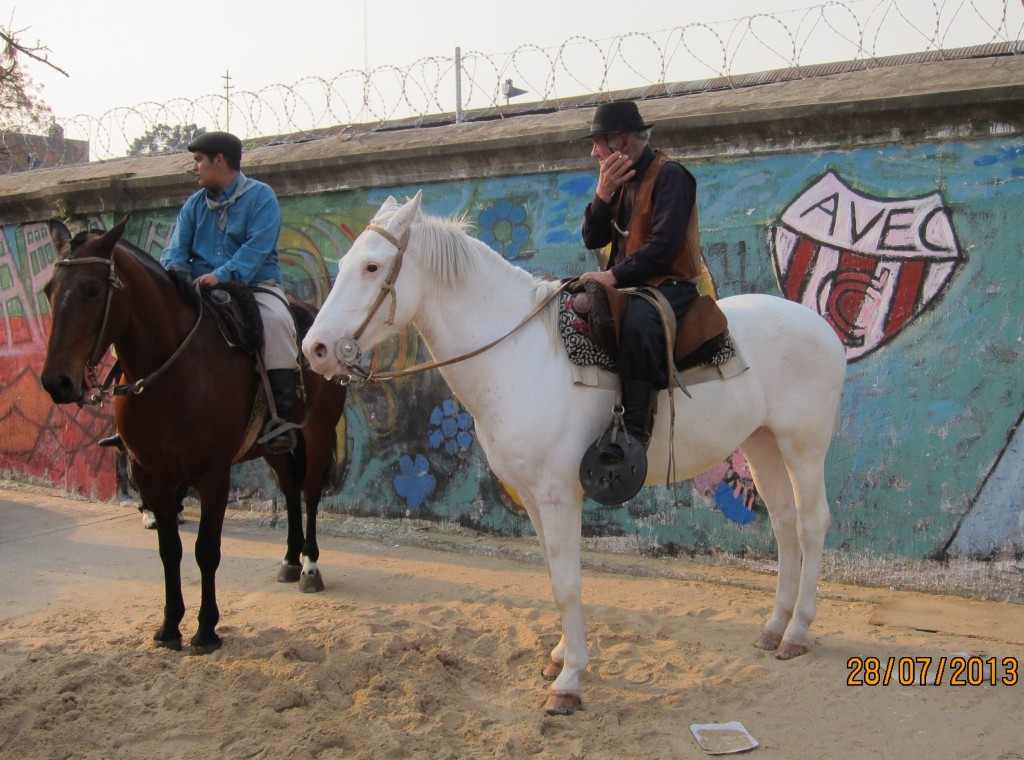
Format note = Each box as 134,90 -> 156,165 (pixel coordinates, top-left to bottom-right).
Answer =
296,413 -> 341,594
740,430 -> 800,655
135,472 -> 185,651
529,492 -> 588,716
190,477 -> 229,654
298,447 -> 328,594
266,452 -> 320,589
774,440 -> 832,660
518,498 -> 565,681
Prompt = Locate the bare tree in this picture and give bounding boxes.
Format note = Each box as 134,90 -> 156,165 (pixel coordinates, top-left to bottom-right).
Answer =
0,17 -> 69,133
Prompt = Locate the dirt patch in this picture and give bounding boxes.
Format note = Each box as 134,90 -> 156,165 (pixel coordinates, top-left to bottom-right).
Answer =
1,486 -> 1022,759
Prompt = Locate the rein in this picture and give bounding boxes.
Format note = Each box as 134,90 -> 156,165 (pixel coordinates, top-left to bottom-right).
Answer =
54,254 -> 205,406
334,223 -> 573,386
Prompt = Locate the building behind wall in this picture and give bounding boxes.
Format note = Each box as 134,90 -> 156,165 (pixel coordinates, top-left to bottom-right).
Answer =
0,125 -> 89,173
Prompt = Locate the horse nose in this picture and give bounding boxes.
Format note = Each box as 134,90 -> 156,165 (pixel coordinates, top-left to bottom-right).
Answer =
303,339 -> 335,374
309,341 -> 329,362
41,372 -> 80,405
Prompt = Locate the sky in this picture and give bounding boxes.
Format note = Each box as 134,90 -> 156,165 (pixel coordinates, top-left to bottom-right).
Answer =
10,0 -> 1023,141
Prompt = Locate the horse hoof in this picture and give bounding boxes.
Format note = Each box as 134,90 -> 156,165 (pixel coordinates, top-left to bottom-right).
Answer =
298,572 -> 325,593
754,631 -> 783,651
775,640 -> 808,660
277,564 -> 302,583
153,635 -> 182,652
543,692 -> 582,716
541,659 -> 563,681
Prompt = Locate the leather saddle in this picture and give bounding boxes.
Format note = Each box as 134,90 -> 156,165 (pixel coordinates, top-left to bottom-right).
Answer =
202,282 -> 265,355
571,279 -> 729,371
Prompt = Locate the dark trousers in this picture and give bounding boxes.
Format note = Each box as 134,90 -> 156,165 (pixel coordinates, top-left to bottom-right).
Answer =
617,279 -> 700,389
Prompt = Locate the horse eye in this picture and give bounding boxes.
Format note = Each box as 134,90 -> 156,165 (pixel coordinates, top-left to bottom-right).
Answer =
367,263 -> 379,273
82,282 -> 102,298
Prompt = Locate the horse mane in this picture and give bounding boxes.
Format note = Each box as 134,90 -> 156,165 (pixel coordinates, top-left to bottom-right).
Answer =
417,212 -> 542,296
70,229 -> 199,309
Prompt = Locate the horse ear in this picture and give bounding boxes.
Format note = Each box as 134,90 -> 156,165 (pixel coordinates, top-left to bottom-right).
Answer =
390,191 -> 422,239
95,214 -> 131,257
373,196 -> 400,222
48,219 -> 73,257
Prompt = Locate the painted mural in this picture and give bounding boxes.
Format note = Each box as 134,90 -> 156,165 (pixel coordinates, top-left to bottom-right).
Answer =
0,221 -> 118,499
3,134 -> 1022,561
773,170 -> 963,361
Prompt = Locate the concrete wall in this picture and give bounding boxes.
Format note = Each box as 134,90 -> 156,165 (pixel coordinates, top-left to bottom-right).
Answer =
2,53 -> 1022,560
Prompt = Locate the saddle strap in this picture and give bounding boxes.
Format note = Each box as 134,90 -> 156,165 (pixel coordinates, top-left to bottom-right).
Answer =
624,286 -> 691,487
253,352 -> 310,447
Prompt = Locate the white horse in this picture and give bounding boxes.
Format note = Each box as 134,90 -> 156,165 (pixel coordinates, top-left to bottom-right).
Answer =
303,192 -> 846,715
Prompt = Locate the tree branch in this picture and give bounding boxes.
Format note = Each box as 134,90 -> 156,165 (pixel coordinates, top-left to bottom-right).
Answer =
1,28 -> 69,78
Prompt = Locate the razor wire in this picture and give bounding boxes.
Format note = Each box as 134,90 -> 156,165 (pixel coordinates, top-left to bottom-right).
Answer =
4,0 -> 1022,170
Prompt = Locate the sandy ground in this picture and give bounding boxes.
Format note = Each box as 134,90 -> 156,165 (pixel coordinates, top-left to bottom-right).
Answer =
1,485 -> 1023,760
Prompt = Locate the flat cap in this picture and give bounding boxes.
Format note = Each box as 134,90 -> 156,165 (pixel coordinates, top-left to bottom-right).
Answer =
187,131 -> 242,162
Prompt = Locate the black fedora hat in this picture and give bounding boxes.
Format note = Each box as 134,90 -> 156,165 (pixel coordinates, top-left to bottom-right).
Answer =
585,100 -> 652,137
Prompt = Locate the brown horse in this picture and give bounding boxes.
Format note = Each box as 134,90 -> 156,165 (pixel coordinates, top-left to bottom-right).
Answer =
40,216 -> 347,654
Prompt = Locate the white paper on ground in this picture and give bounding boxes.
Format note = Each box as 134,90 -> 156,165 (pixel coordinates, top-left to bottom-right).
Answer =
689,721 -> 759,754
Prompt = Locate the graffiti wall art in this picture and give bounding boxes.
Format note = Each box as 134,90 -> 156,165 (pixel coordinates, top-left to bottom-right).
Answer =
4,135 -> 1022,561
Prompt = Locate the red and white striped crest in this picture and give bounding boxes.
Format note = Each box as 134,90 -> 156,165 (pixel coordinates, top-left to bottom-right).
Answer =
772,170 -> 963,361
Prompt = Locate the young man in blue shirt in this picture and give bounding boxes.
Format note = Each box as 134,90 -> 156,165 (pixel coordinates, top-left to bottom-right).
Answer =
160,131 -> 300,453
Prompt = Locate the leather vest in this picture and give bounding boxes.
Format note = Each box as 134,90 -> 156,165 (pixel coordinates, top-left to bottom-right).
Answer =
611,151 -> 703,285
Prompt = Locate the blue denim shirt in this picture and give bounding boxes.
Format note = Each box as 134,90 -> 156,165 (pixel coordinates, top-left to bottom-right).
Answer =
160,172 -> 283,285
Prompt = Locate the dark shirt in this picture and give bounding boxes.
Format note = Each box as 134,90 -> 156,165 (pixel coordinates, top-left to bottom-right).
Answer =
582,146 -> 697,288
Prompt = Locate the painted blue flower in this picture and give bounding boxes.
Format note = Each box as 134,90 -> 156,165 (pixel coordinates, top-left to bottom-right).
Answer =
428,398 -> 474,455
394,453 -> 436,510
479,200 -> 531,260
715,480 -> 755,525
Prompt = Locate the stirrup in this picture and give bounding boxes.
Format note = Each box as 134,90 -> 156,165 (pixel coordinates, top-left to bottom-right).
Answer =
258,416 -> 300,452
579,406 -> 648,505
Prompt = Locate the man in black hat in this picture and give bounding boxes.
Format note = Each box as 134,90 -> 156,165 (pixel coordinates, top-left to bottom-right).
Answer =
159,131 -> 301,454
580,100 -> 704,465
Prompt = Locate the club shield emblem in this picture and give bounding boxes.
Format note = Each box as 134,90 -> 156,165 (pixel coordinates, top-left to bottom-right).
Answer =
772,170 -> 963,361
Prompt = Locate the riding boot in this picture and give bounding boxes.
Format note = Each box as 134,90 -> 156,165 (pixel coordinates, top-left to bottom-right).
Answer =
263,369 -> 298,454
98,434 -> 123,449
599,380 -> 656,464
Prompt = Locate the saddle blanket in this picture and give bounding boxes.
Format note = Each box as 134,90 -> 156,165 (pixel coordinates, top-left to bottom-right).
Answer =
556,291 -> 748,390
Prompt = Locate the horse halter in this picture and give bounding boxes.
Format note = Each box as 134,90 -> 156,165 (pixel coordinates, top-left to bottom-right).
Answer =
53,254 -> 125,368
53,251 -> 205,404
334,222 -> 409,372
329,218 -> 574,387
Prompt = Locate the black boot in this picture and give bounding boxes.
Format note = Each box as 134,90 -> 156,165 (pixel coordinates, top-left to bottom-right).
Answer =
98,434 -> 123,449
599,381 -> 656,464
263,369 -> 298,454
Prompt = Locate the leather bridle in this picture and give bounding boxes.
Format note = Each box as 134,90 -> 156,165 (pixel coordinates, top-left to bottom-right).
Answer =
53,255 -> 124,368
53,253 -> 204,405
332,222 -> 572,386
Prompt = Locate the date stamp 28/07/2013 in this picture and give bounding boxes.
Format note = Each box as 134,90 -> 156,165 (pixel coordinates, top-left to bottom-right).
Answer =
847,656 -> 1019,686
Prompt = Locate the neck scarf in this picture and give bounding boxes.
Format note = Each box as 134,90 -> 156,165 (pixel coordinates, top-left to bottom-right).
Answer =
206,173 -> 257,231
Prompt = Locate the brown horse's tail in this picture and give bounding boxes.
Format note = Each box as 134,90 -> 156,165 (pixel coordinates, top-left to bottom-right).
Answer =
319,419 -> 343,493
